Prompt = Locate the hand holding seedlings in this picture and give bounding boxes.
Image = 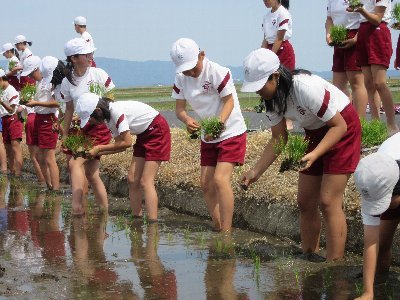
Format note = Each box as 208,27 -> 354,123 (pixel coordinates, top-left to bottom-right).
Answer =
329,25 -> 348,47
346,0 -> 363,12
239,169 -> 258,190
20,84 -> 36,105
200,116 -> 225,141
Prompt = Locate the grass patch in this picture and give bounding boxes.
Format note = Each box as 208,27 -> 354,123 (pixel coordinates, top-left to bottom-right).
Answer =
360,119 -> 388,148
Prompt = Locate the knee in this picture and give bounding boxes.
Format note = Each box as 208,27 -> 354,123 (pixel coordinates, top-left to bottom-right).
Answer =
127,174 -> 140,189
139,177 -> 154,190
297,196 -> 318,213
200,178 -> 213,194
374,80 -> 387,92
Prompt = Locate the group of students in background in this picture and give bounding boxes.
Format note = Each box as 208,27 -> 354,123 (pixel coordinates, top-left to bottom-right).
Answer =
0,0 -> 399,299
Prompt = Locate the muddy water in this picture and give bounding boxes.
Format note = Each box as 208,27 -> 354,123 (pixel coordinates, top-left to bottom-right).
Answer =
0,176 -> 400,299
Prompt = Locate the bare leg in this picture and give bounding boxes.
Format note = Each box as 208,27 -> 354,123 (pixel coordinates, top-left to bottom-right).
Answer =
333,71 -> 350,98
69,157 -> 86,215
84,159 -> 108,212
140,160 -> 162,221
42,148 -> 60,190
10,139 -> 22,176
347,71 -> 368,118
127,156 -> 145,217
0,135 -> 7,173
201,166 -> 221,231
377,218 -> 400,273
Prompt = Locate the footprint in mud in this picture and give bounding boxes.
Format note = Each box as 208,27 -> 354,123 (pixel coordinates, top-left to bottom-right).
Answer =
32,272 -> 59,282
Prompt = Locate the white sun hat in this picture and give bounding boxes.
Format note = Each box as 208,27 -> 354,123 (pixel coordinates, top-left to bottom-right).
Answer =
241,48 -> 280,93
1,43 -> 13,55
39,56 -> 59,85
14,35 -> 30,44
76,92 -> 100,128
0,69 -> 6,77
354,152 -> 400,216
73,16 -> 87,26
170,38 -> 200,73
21,55 -> 41,77
64,38 -> 96,57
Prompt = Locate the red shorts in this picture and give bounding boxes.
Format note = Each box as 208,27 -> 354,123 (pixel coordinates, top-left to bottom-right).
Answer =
25,113 -> 36,145
332,29 -> 361,72
82,122 -> 112,146
8,76 -> 20,91
200,132 -> 246,167
43,231 -> 66,260
33,113 -> 58,149
356,22 -> 392,68
381,205 -> 400,221
267,40 -> 295,70
133,114 -> 171,161
8,211 -> 29,234
2,114 -> 23,144
19,75 -> 35,88
300,105 -> 361,176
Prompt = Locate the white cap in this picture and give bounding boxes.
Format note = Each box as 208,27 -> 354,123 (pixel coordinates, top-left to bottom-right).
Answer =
241,48 -> 280,92
170,38 -> 200,73
39,56 -> 59,85
76,93 -> 100,128
74,16 -> 87,26
64,38 -> 96,57
14,35 -> 29,44
354,152 -> 399,216
0,69 -> 6,77
21,55 -> 41,77
1,43 -> 13,55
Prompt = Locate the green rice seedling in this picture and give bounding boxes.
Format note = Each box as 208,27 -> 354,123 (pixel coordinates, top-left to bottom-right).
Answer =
20,83 -> 36,105
274,134 -> 309,172
348,0 -> 362,9
8,60 -> 17,71
329,25 -> 348,46
361,118 -> 388,148
89,82 -> 115,100
355,282 -> 363,297
392,3 -> 400,29
253,255 -> 261,273
200,116 -> 225,139
64,133 -> 94,159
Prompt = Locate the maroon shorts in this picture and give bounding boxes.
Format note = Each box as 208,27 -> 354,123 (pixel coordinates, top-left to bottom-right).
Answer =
300,105 -> 361,176
381,205 -> 400,221
267,40 -> 295,70
33,113 -> 58,149
25,113 -> 36,145
356,22 -> 393,68
82,122 -> 112,146
133,114 -> 171,161
332,29 -> 361,72
43,231 -> 66,260
8,211 -> 29,234
2,114 -> 23,144
8,76 -> 20,91
200,132 -> 246,167
19,75 -> 35,88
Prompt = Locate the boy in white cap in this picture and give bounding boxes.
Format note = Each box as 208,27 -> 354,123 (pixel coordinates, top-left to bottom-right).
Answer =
0,69 -> 23,176
240,48 -> 361,261
354,133 -> 400,300
170,38 -> 247,232
75,93 -> 171,222
1,43 -> 21,91
74,16 -> 96,67
14,35 -> 35,88
21,55 -> 62,191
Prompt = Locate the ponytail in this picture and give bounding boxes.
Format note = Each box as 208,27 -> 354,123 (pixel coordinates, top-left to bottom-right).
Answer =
280,0 -> 289,9
93,97 -> 113,122
65,57 -> 76,86
51,60 -> 67,87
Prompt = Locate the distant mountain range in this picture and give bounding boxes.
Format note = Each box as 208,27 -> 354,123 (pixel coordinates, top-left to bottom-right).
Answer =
1,57 -> 399,88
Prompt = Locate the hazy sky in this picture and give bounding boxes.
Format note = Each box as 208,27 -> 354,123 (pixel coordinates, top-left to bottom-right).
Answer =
3,0 -> 399,71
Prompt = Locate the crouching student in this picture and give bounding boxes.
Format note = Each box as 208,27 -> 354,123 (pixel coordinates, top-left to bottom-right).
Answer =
0,69 -> 23,176
21,56 -> 61,191
170,38 -> 247,232
354,133 -> 400,300
240,49 -> 361,260
75,93 -> 171,222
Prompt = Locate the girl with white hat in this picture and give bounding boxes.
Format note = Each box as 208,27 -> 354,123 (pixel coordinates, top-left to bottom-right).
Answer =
60,38 -> 114,215
0,69 -> 23,176
1,43 -> 21,91
75,93 -> 171,222
240,48 -> 361,261
13,35 -> 35,88
73,16 -> 96,67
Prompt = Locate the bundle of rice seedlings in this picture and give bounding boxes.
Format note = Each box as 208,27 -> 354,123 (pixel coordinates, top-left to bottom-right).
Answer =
200,116 -> 225,139
8,60 -> 17,71
20,84 -> 36,104
64,133 -> 94,159
348,0 -> 362,9
89,83 -> 115,100
361,119 -> 388,148
329,25 -> 348,46
392,3 -> 400,29
274,134 -> 309,172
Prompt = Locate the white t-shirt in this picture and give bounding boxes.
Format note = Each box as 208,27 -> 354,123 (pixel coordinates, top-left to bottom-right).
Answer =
19,48 -> 33,66
34,81 -> 58,115
171,58 -> 246,143
60,67 -> 115,107
81,31 -> 95,49
0,85 -> 19,117
262,5 -> 293,44
265,74 -> 350,130
362,133 -> 400,225
360,0 -> 391,23
327,0 -> 361,29
105,101 -> 159,137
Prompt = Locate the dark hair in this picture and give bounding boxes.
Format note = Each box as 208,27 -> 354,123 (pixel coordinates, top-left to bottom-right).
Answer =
21,41 -> 32,47
65,56 -> 76,86
264,65 -> 311,115
1,75 -> 7,81
10,48 -> 20,60
280,0 -> 289,9
90,97 -> 113,122
51,60 -> 67,87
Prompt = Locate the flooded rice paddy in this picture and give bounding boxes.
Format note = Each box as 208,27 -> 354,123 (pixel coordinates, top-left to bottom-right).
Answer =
0,175 -> 400,299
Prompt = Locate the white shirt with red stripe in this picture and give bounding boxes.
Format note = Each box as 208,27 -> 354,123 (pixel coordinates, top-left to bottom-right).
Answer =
60,67 -> 115,108
327,0 -> 361,29
81,31 -> 95,49
172,58 -> 246,143
19,48 -> 33,66
0,84 -> 19,117
360,0 -> 392,23
265,74 -> 350,130
105,101 -> 159,137
262,5 -> 293,44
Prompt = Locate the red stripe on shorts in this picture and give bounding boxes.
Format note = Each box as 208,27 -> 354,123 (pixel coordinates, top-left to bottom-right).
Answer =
317,89 -> 330,118
217,72 -> 230,94
173,84 -> 180,94
105,77 -> 112,88
116,114 -> 125,129
279,19 -> 289,27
